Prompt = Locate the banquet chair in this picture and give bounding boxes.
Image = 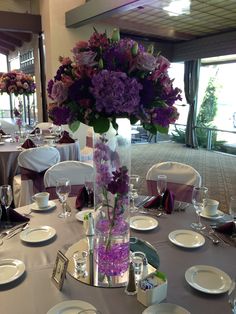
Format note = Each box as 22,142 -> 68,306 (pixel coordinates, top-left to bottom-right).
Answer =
13,147 -> 60,207
146,161 -> 202,203
80,127 -> 93,162
44,160 -> 94,199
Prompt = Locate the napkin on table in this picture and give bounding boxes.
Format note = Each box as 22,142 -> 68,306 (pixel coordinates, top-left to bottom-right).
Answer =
21,138 -> 37,149
215,221 -> 236,236
1,205 -> 30,223
57,131 -> 75,144
143,189 -> 175,214
75,186 -> 89,210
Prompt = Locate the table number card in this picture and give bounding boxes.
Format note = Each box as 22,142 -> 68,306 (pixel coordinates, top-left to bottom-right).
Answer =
51,250 -> 69,290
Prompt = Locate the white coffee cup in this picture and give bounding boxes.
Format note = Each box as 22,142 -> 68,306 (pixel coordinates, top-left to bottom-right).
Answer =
32,192 -> 49,208
203,199 -> 219,216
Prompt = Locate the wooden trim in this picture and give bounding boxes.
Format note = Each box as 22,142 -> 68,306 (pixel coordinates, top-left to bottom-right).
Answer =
0,31 -> 22,47
0,11 -> 41,34
38,33 -> 48,122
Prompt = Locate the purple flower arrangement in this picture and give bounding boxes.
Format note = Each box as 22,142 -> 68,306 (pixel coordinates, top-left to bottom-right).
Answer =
47,28 -> 182,135
0,71 -> 36,96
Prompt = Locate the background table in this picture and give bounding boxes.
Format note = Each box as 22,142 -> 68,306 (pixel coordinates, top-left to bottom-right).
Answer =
0,199 -> 235,314
0,139 -> 81,185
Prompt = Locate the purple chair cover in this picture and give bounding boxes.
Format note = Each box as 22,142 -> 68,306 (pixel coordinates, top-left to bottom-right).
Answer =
86,136 -> 93,148
20,166 -> 46,194
46,184 -> 84,200
147,180 -> 194,203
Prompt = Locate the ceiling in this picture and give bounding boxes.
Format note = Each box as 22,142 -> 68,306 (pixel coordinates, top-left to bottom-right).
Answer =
66,0 -> 236,43
0,30 -> 32,55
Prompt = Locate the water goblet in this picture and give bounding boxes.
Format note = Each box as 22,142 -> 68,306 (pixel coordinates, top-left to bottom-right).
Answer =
35,127 -> 42,143
156,174 -> 167,210
129,175 -> 140,213
191,186 -> 208,230
229,196 -> 236,222
0,185 -> 13,227
56,178 -> 71,218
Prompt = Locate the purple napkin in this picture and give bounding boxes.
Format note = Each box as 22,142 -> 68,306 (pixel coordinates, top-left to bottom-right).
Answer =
21,138 -> 36,149
215,222 -> 236,236
143,189 -> 175,214
0,129 -> 6,135
58,131 -> 75,144
1,206 -> 29,223
75,186 -> 89,210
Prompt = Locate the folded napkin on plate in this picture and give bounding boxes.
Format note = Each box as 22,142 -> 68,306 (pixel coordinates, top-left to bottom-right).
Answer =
0,129 -> 7,135
58,131 -> 75,144
143,189 -> 175,214
30,127 -> 40,134
75,186 -> 89,210
215,221 -> 236,236
21,138 -> 36,149
1,206 -> 30,223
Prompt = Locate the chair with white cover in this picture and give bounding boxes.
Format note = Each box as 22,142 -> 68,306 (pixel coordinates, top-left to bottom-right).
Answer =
44,161 -> 94,199
13,146 -> 60,207
146,161 -> 202,203
80,127 -> 94,162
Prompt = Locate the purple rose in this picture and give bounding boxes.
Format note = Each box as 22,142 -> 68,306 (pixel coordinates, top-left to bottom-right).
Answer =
51,81 -> 68,104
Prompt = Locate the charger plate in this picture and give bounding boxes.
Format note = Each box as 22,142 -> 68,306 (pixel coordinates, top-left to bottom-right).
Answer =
143,303 -> 190,314
47,300 -> 96,314
185,265 -> 232,294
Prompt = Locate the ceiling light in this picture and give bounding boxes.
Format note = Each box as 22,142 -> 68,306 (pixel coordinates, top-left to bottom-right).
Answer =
163,0 -> 190,16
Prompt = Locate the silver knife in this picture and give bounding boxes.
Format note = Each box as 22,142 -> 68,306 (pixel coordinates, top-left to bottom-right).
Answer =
5,223 -> 29,239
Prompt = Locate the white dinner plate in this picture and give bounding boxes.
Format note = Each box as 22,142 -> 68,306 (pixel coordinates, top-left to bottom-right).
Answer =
31,201 -> 56,211
0,259 -> 25,285
142,303 -> 190,314
1,134 -> 11,138
200,209 -> 225,220
130,215 -> 158,231
44,135 -> 56,139
185,265 -> 232,294
75,209 -> 94,222
0,142 -> 5,145
168,229 -> 205,248
20,225 -> 56,243
47,300 -> 96,314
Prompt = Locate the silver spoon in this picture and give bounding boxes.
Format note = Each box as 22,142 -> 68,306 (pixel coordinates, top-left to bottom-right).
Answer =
200,231 -> 219,245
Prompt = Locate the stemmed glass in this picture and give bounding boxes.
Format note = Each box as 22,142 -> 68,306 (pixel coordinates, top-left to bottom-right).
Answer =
129,174 -> 140,213
56,178 -> 71,218
35,127 -> 42,144
157,175 -> 167,210
229,196 -> 236,222
191,186 -> 208,230
84,175 -> 94,208
0,185 -> 13,227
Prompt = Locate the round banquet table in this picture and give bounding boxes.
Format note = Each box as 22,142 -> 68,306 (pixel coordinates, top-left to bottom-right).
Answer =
0,138 -> 81,186
0,197 -> 235,314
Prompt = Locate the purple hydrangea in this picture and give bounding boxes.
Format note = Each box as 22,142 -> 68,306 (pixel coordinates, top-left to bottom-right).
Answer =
49,106 -> 71,125
91,70 -> 142,115
152,106 -> 178,127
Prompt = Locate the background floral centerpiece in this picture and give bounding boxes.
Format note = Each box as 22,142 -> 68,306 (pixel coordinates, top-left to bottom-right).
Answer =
0,70 -> 36,96
48,28 -> 181,286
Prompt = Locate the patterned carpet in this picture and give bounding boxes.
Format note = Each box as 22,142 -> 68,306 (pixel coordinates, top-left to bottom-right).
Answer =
131,142 -> 236,213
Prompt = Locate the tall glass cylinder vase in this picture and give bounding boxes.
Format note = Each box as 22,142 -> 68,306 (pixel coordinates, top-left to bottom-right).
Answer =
93,118 -> 131,287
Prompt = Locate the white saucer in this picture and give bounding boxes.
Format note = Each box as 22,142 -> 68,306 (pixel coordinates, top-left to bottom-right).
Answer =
130,215 -> 158,231
200,209 -> 225,220
31,201 -> 56,211
0,259 -> 25,284
168,229 -> 205,248
20,225 -> 56,243
185,265 -> 232,294
75,209 -> 94,222
47,300 -> 96,314
143,303 -> 190,314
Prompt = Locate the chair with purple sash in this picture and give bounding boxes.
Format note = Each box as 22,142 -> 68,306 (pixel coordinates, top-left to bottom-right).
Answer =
43,160 -> 94,200
13,147 -> 60,207
146,161 -> 202,203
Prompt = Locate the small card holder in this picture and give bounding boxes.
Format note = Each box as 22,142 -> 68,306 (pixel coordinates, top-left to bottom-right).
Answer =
51,250 -> 69,290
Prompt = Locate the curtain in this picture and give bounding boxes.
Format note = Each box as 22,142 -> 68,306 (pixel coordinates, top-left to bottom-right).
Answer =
184,59 -> 201,148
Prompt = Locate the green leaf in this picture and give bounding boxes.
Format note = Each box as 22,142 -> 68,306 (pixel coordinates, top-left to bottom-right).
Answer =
93,117 -> 110,134
143,123 -> 157,135
156,124 -> 169,134
111,119 -> 118,132
69,120 -> 80,132
130,116 -> 139,125
155,271 -> 167,282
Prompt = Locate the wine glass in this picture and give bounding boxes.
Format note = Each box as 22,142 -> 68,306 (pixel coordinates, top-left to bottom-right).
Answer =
35,127 -> 42,143
156,175 -> 167,210
191,186 -> 208,230
84,175 -> 94,208
56,178 -> 71,218
129,174 -> 140,213
0,185 -> 13,227
229,196 -> 236,222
